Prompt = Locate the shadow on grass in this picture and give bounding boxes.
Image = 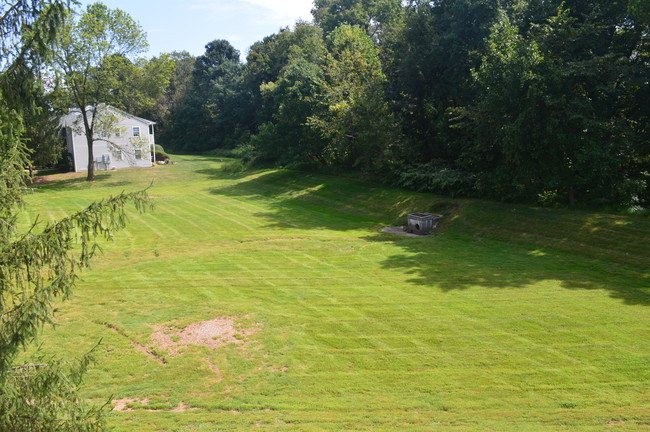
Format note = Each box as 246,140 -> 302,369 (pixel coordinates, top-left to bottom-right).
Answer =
204,169 -> 423,231
364,231 -> 649,306
194,167 -> 263,182
200,167 -> 650,306
34,172 -> 135,192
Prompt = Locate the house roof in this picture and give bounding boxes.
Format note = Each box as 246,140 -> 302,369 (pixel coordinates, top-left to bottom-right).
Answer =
61,104 -> 156,127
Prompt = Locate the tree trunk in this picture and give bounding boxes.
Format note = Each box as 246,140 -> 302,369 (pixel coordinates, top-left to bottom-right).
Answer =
86,133 -> 95,181
80,109 -> 95,181
568,186 -> 576,206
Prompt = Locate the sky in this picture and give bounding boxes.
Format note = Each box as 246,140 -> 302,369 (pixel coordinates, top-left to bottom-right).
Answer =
77,0 -> 315,60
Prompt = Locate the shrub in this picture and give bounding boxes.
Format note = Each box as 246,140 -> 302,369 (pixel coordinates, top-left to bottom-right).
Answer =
220,160 -> 247,173
232,142 -> 259,163
397,161 -> 475,197
57,151 -> 74,172
155,151 -> 170,162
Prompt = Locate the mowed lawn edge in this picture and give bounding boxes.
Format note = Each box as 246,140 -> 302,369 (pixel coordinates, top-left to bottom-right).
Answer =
19,155 -> 650,431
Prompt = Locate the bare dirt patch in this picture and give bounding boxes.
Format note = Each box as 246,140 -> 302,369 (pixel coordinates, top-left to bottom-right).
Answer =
170,401 -> 198,412
151,317 -> 259,356
112,398 -> 197,413
607,420 -> 626,425
112,398 -> 149,412
32,171 -> 86,184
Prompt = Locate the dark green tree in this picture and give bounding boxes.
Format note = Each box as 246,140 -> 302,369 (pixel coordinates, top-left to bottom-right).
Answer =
22,81 -> 67,174
245,23 -> 327,165
167,40 -> 243,152
241,28 -> 296,136
312,0 -> 402,38
148,51 -> 195,147
465,3 -> 648,205
385,0 -> 501,164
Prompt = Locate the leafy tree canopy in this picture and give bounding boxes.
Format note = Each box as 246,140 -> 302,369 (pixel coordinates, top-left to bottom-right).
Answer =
51,2 -> 147,180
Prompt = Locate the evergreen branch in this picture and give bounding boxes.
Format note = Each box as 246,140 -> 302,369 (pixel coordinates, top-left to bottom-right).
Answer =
11,363 -> 48,370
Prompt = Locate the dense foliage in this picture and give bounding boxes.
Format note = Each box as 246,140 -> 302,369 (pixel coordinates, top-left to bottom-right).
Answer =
153,0 -> 648,207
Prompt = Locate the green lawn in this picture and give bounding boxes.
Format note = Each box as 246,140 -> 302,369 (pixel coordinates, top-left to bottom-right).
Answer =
21,155 -> 650,431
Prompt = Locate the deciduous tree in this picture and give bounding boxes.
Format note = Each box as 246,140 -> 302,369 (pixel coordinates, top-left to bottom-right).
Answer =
312,0 -> 402,38
51,2 -> 147,180
466,3 -> 648,205
167,40 -> 242,152
246,23 -> 327,164
308,25 -> 399,173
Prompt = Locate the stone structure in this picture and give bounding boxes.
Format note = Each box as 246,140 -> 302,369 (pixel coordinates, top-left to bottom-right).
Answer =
406,213 -> 442,235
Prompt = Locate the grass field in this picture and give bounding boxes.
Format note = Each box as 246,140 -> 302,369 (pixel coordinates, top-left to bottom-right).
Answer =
21,155 -> 650,431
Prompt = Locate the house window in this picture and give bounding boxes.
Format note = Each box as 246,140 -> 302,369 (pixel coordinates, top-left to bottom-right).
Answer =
115,150 -> 123,160
135,149 -> 142,160
132,126 -> 140,137
149,124 -> 154,134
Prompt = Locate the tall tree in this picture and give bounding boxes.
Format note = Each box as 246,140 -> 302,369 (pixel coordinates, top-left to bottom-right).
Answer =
0,1 -> 151,430
385,0 -> 501,163
465,2 -> 648,205
95,53 -> 174,119
22,79 -> 67,174
51,2 -> 147,180
167,40 -> 242,152
308,25 -> 399,173
151,51 -> 195,148
240,28 -> 296,140
312,0 -> 402,38
247,23 -> 327,164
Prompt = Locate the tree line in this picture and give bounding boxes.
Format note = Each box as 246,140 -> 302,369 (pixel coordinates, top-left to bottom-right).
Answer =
162,0 -> 650,208
23,0 -> 650,207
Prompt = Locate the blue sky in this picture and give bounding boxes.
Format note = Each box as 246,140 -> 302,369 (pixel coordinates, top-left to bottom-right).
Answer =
77,0 -> 315,60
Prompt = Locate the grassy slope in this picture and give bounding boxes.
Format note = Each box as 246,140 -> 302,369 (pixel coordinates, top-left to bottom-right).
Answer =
21,155 -> 650,431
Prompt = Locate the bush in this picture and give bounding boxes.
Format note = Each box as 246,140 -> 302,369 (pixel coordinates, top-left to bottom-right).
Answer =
397,161 -> 475,197
155,151 -> 170,162
57,151 -> 74,172
220,160 -> 248,173
232,142 -> 259,163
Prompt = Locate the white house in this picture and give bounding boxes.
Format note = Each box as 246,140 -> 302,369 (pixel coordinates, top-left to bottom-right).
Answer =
61,105 -> 156,172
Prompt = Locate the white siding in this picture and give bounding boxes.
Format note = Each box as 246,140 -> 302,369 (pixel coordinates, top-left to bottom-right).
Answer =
62,106 -> 155,173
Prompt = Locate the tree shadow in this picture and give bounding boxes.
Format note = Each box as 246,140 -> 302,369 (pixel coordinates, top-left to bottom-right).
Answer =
194,167 -> 266,182
205,168 -> 650,306
205,169 -> 423,231
33,172 -> 134,192
361,230 -> 650,306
